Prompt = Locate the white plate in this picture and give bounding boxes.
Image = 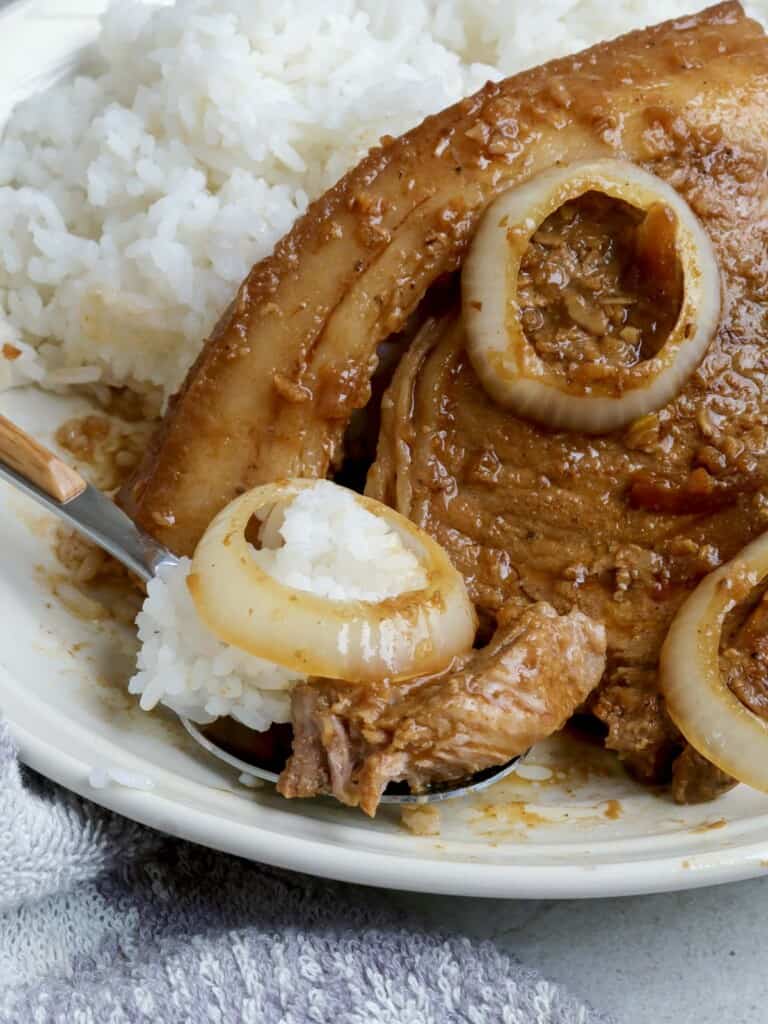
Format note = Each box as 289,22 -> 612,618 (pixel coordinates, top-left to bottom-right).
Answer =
4,1 -> 768,899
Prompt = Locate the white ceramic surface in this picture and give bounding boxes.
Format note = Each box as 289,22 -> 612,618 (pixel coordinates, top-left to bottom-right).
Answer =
4,0 -> 768,899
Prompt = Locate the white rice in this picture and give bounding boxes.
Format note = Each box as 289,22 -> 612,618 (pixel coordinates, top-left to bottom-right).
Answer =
129,481 -> 426,728
2,0 -> 761,403
253,481 -> 425,601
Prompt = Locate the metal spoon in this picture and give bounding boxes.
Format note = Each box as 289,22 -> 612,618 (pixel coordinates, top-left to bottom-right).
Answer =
0,413 -> 522,803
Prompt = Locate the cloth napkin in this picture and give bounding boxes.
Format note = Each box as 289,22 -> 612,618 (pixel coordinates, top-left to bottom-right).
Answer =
0,723 -> 613,1024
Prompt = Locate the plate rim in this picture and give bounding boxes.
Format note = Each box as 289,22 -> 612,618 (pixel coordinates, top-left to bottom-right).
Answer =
7,655 -> 768,899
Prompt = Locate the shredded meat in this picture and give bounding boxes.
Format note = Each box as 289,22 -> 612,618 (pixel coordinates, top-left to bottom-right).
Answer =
672,745 -> 736,803
591,668 -> 682,783
594,673 -> 736,801
278,603 -> 606,815
518,193 -> 682,380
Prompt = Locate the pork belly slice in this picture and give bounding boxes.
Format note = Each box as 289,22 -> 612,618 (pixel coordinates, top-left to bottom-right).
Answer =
119,3 -> 768,556
277,603 -> 606,816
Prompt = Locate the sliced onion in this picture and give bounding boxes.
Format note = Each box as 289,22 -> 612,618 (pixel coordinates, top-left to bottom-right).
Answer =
462,159 -> 721,433
188,479 -> 477,684
660,534 -> 768,792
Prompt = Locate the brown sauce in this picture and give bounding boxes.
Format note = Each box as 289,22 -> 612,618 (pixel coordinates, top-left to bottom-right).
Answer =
50,412 -> 153,622
518,191 -> 683,385
55,414 -> 153,494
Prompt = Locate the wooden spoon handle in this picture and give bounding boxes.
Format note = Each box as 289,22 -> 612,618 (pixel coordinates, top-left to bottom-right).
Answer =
0,413 -> 86,503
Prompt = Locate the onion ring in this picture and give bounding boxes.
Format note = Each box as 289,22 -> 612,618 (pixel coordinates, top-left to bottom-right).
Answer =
660,533 -> 768,792
462,159 -> 721,433
188,479 -> 477,683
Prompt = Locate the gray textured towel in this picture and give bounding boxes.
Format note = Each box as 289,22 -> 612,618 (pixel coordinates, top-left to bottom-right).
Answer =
0,723 -> 613,1023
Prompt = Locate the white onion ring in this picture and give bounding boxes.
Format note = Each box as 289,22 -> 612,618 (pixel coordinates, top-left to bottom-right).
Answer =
660,534 -> 768,791
188,479 -> 477,683
462,159 -> 721,433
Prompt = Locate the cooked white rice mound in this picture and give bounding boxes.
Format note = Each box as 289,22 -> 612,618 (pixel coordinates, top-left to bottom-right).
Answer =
0,0 -> 741,402
129,556 -> 300,730
253,480 -> 426,601
130,480 -> 426,729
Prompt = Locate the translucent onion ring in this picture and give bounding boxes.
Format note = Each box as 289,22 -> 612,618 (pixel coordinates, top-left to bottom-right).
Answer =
660,533 -> 768,792
462,159 -> 721,434
188,479 -> 477,684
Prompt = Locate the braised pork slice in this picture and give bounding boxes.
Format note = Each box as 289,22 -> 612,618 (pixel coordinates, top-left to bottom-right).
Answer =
119,3 -> 768,556
278,603 -> 606,816
365,299 -> 768,790
366,307 -> 768,664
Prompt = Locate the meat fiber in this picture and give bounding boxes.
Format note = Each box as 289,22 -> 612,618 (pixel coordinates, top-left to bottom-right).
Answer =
278,603 -> 606,815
